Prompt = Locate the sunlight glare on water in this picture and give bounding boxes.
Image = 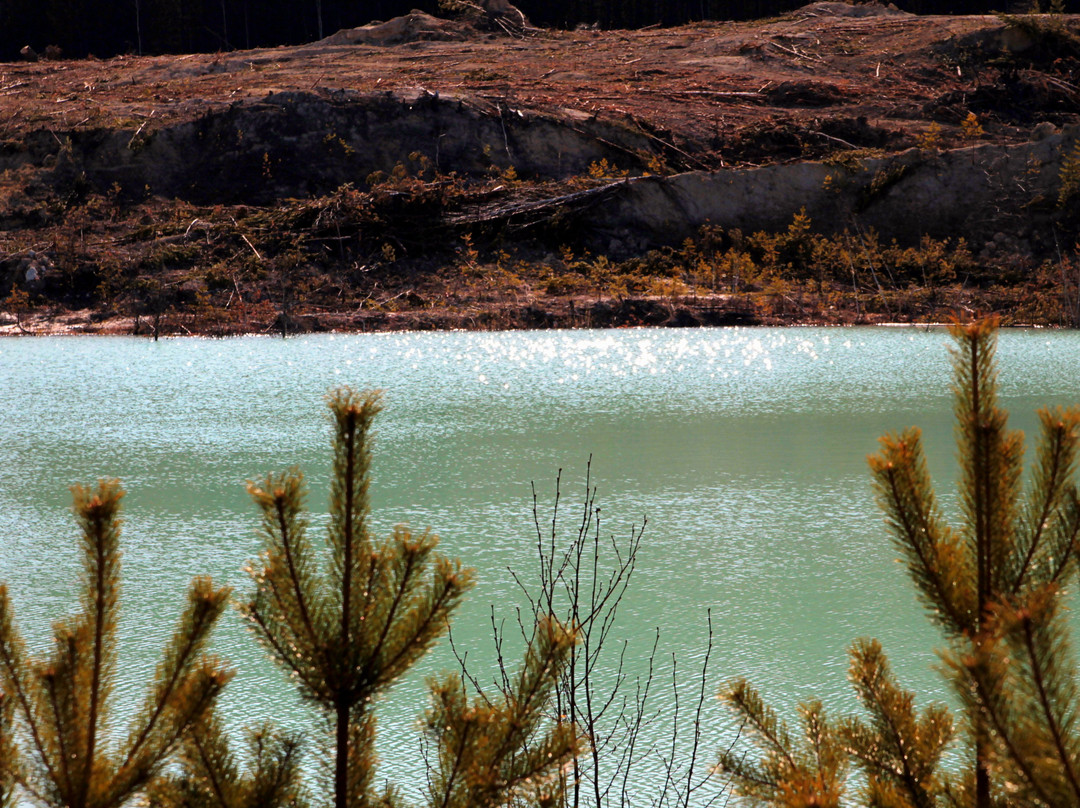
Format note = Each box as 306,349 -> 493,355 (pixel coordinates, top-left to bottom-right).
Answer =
3,326 -> 1080,800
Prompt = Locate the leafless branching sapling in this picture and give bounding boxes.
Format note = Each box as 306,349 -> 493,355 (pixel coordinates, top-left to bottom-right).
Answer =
452,460 -> 723,808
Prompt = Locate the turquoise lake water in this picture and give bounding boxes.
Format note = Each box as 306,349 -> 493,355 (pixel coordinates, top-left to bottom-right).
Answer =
3,326 -> 1080,802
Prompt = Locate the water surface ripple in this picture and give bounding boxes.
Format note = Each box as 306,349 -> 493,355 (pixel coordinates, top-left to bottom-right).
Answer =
2,327 -> 1079,798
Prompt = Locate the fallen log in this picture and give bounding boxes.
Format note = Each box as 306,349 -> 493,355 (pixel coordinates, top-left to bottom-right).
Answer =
445,179 -> 627,232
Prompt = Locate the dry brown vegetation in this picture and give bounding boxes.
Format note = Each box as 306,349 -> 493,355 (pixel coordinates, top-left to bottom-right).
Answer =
3,3 -> 1080,334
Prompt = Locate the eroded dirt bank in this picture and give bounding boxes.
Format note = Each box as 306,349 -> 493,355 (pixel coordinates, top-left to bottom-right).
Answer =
3,4 -> 1080,335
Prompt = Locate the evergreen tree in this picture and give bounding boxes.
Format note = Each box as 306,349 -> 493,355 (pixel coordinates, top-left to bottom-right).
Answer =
946,583 -> 1080,807
1,687 -> 18,808
719,644 -> 955,808
155,386 -> 578,808
839,639 -> 953,808
425,615 -> 579,808
719,319 -> 1080,808
242,388 -> 477,808
0,479 -> 234,808
869,318 -> 1080,807
717,679 -> 848,808
147,705 -> 309,808
719,639 -> 953,808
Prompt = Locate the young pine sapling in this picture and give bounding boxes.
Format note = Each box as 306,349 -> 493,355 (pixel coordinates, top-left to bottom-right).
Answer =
0,479 -> 233,808
244,388 -> 580,808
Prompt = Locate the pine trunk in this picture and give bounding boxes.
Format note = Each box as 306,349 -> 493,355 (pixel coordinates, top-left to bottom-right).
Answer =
970,329 -> 992,808
335,700 -> 349,808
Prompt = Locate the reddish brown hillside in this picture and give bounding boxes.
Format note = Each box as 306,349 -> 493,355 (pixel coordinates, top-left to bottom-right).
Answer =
2,4 -> 1079,334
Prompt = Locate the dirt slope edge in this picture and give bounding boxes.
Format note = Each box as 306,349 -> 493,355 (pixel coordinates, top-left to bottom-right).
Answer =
585,128 -> 1078,255
3,91 -> 662,205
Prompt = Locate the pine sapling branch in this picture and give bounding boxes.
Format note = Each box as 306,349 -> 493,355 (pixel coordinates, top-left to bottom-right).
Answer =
72,481 -> 124,808
721,680 -> 797,771
189,727 -> 233,808
1047,489 -> 1080,584
273,481 -> 320,656
0,689 -> 17,808
1019,604 -> 1080,803
1012,411 -> 1079,592
44,672 -> 74,802
0,593 -> 54,786
871,435 -> 971,635
967,648 -> 1054,807
121,577 -> 232,773
0,480 -> 230,808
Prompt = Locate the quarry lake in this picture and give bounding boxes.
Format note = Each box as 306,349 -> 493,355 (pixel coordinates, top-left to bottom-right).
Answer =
3,326 -> 1080,799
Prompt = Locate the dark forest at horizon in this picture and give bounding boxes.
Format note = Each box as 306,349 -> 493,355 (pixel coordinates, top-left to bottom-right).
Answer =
1,0 -> 1078,62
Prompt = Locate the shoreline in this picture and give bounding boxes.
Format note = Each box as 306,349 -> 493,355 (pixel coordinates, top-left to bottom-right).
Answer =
0,297 -> 1056,338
